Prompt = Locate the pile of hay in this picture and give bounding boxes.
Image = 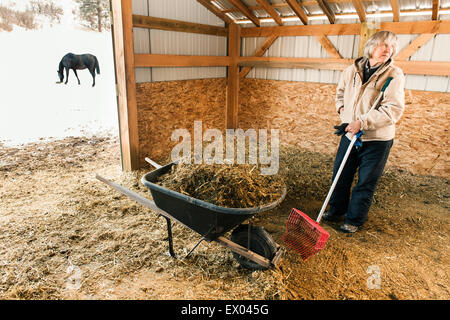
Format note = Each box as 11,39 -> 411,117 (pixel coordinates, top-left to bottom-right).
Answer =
155,163 -> 285,208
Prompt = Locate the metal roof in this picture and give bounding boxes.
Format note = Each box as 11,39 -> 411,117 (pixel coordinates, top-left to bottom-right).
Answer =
212,0 -> 450,26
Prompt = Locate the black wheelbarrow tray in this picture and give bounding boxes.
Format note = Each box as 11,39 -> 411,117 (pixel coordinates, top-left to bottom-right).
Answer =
96,161 -> 286,270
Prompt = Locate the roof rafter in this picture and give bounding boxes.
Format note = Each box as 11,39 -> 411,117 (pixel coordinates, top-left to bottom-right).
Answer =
351,0 -> 366,22
316,0 -> 335,24
221,0 -> 386,14
228,0 -> 261,27
255,0 -> 283,26
389,0 -> 400,22
432,0 -> 440,20
285,0 -> 308,25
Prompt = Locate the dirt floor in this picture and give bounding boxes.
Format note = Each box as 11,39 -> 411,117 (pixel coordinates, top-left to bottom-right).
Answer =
0,133 -> 448,300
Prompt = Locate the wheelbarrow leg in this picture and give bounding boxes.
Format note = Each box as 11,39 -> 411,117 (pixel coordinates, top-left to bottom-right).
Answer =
184,226 -> 215,259
162,216 -> 176,258
185,238 -> 205,259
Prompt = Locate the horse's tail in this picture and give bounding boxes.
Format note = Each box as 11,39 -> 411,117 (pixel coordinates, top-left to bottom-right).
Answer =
58,60 -> 64,73
95,56 -> 100,74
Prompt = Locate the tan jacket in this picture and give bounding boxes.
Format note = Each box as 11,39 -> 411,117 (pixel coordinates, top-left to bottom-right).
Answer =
335,57 -> 405,141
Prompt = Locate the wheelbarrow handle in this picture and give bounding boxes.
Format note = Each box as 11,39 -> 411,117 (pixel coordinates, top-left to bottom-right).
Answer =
95,174 -> 179,224
145,157 -> 162,169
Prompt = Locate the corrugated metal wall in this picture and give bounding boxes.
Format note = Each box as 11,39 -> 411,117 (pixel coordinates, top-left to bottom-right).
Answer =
132,0 -> 227,82
132,0 -> 450,92
243,22 -> 450,92
240,0 -> 450,92
242,17 -> 361,85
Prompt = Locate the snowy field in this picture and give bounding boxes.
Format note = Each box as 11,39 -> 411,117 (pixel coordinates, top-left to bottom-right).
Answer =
0,1 -> 118,147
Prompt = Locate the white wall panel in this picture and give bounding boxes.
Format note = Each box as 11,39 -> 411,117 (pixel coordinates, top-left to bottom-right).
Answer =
133,0 -> 152,82
424,34 -> 450,92
396,14 -> 449,92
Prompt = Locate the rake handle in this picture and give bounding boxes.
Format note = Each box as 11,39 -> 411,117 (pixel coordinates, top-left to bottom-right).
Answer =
316,134 -> 358,223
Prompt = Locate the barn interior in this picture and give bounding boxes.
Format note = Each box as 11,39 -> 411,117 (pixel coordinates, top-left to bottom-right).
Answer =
0,0 -> 448,300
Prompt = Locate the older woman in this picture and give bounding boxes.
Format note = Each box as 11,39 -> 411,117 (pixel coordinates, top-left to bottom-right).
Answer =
322,31 -> 405,233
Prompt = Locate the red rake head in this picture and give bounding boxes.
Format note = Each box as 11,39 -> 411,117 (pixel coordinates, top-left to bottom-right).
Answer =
281,208 -> 330,260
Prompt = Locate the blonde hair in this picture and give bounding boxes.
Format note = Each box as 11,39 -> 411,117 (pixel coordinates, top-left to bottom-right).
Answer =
363,31 -> 398,59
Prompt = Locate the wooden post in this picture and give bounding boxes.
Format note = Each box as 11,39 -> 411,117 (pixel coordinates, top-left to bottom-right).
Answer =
358,22 -> 378,57
110,0 -> 140,170
226,23 -> 240,129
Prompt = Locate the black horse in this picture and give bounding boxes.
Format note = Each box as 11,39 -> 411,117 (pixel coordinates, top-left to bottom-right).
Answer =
57,53 -> 100,87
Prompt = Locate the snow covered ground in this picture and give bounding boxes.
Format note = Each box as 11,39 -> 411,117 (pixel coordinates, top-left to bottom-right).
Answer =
0,0 -> 118,146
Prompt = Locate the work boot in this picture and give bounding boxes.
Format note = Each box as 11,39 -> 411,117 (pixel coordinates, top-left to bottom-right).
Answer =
339,223 -> 359,233
322,211 -> 345,222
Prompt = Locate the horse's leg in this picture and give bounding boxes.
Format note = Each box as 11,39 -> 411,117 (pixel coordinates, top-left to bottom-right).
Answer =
73,69 -> 80,85
64,67 -> 69,84
89,69 -> 95,87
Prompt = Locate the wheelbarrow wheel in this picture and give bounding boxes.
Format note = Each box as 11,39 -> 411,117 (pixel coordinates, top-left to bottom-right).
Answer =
230,224 -> 277,270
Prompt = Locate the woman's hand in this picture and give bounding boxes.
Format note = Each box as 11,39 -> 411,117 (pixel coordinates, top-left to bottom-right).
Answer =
345,120 -> 362,135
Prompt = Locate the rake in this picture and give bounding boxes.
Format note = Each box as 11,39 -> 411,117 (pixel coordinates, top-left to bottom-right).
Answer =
282,76 -> 393,260
281,132 -> 361,260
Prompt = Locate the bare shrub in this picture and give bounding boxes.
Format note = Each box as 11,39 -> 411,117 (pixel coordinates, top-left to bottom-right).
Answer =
0,22 -> 13,32
0,5 -> 14,30
14,10 -> 36,29
29,0 -> 63,23
0,5 -> 36,31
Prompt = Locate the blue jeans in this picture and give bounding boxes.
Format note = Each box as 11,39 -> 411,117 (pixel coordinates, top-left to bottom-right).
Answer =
328,135 -> 393,227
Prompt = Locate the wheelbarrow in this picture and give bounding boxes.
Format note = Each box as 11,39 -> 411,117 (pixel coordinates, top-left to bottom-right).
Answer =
96,159 -> 286,270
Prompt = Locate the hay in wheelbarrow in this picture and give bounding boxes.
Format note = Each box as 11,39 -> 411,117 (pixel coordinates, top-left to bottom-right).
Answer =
155,163 -> 285,208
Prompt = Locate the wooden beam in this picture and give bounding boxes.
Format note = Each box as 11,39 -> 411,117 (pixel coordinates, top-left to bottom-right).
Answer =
238,57 -> 450,76
351,0 -> 366,22
285,0 -> 308,25
110,0 -> 139,171
317,0 -> 335,24
241,21 -> 450,38
227,23 -> 240,129
134,54 -> 231,67
228,0 -> 260,27
390,0 -> 400,22
255,0 -> 283,26
239,57 -> 352,71
395,33 -> 435,61
132,15 -> 227,36
314,35 -> 342,58
380,20 -> 450,35
394,61 -> 450,76
240,35 -> 279,78
432,0 -> 440,20
196,0 -> 234,24
241,23 -> 360,37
